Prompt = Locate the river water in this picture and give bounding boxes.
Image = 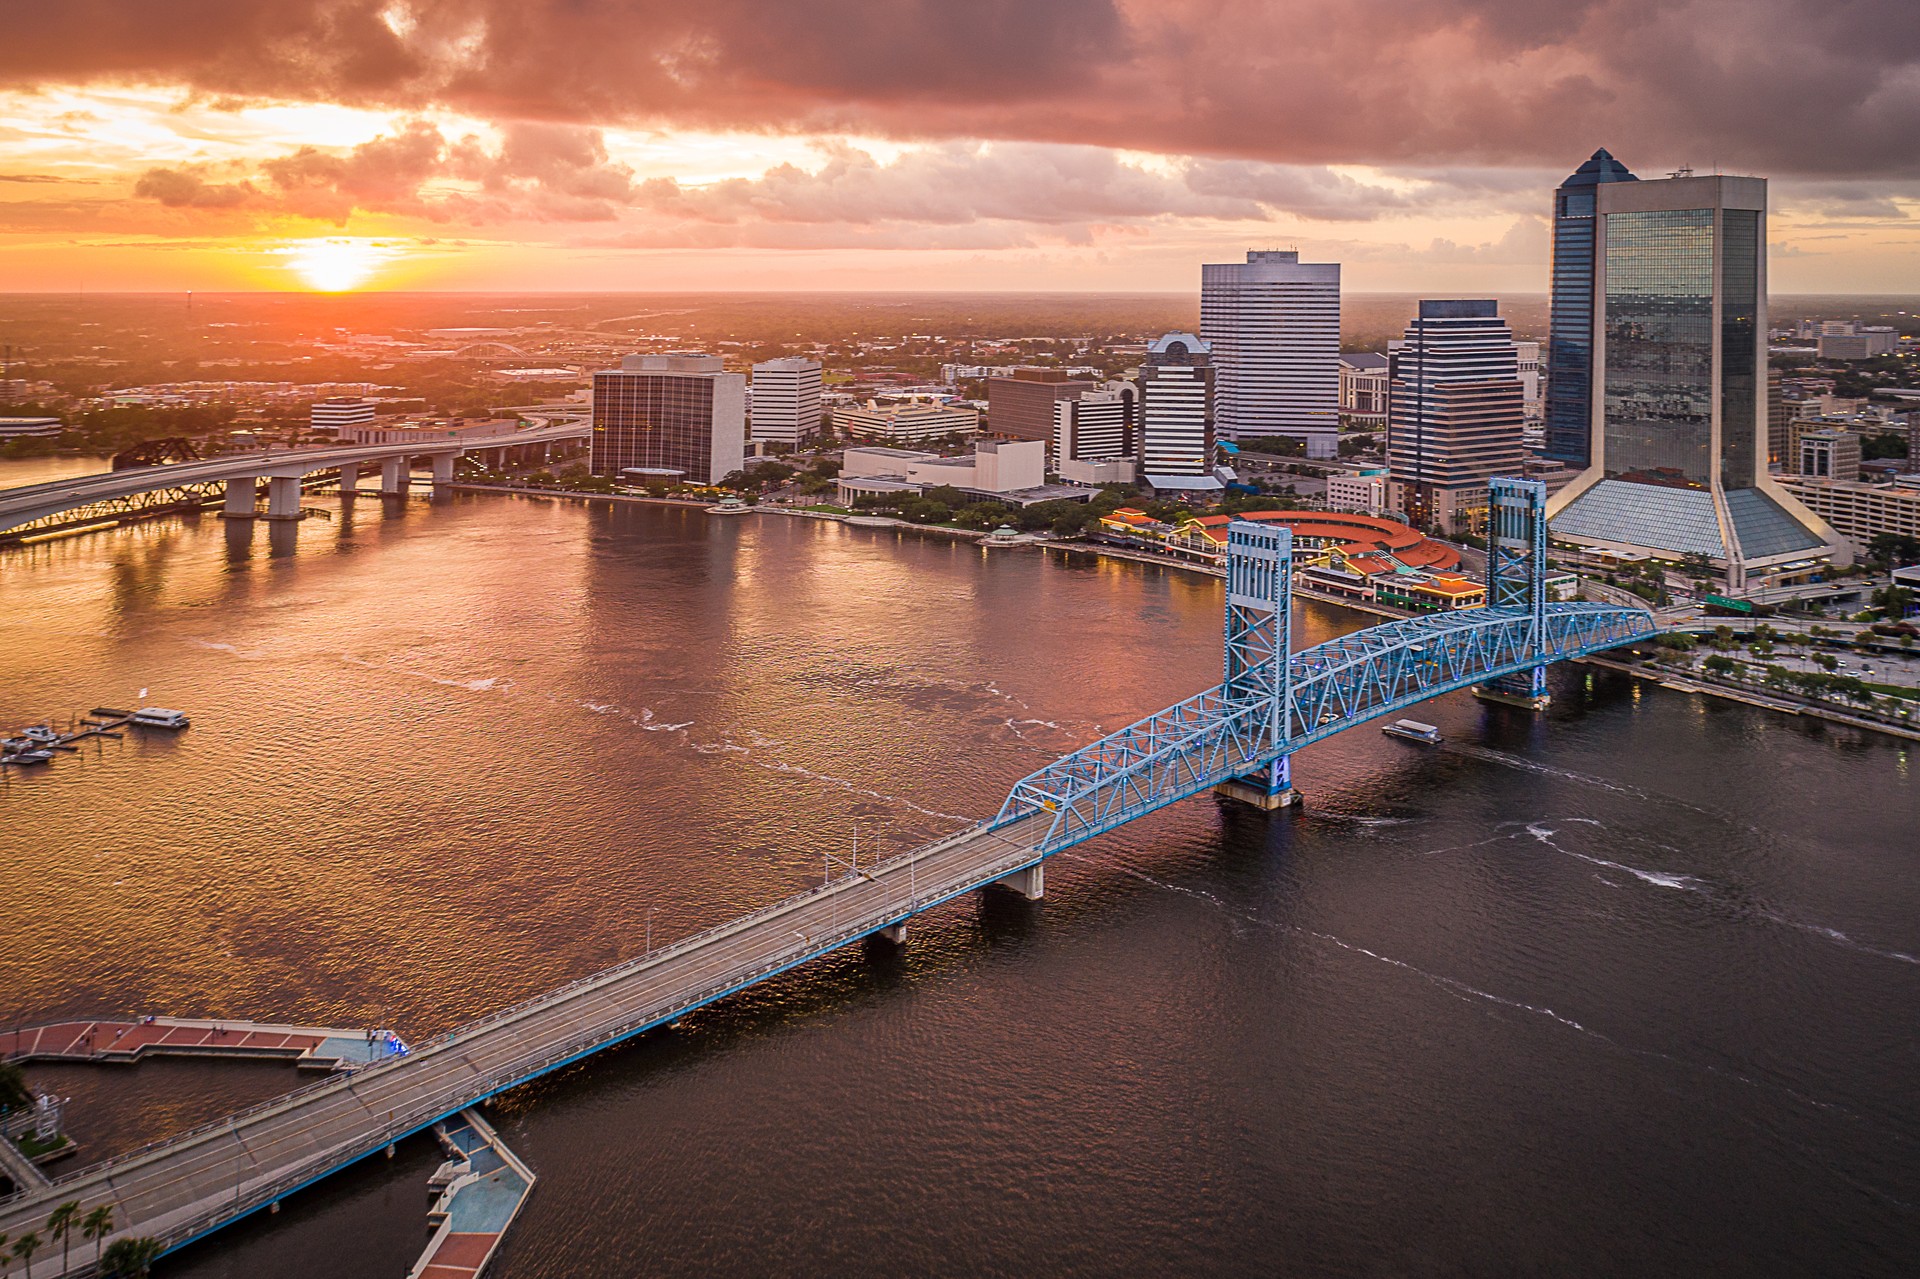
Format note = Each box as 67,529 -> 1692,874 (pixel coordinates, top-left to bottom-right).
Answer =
1,480 -> 1915,1276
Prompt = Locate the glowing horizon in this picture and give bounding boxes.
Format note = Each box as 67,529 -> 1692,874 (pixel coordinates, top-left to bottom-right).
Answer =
1,1 -> 1915,295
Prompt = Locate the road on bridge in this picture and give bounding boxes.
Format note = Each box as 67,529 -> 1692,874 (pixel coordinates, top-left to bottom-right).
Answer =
0,812 -> 1054,1272
0,421 -> 588,535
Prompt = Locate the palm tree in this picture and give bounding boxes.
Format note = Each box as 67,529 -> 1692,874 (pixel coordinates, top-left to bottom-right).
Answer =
100,1237 -> 162,1278
81,1206 -> 113,1270
11,1230 -> 39,1278
0,1061 -> 30,1112
45,1204 -> 78,1275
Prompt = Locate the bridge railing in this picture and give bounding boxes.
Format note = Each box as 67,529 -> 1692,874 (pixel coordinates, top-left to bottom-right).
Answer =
36,823 -> 1061,1253
29,812 -> 1030,1199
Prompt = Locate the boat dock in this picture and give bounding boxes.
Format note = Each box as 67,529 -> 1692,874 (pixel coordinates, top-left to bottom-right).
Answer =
3,1017 -> 398,1072
409,1110 -> 537,1279
1,707 -> 183,771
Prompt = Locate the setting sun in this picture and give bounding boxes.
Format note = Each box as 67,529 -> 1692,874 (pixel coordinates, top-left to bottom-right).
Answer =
281,238 -> 393,291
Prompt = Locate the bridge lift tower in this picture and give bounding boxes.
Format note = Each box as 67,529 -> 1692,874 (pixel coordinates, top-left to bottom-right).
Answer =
1473,477 -> 1554,710
1213,519 -> 1297,810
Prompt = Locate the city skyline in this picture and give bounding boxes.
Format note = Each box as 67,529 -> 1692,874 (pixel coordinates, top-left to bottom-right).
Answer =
1,1 -> 1917,293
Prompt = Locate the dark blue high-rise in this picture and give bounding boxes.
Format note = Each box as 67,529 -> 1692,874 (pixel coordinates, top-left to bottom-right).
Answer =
1544,149 -> 1638,466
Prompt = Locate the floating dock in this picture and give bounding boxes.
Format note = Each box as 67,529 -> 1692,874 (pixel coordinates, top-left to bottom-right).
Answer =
3,1017 -> 396,1072
410,1109 -> 537,1279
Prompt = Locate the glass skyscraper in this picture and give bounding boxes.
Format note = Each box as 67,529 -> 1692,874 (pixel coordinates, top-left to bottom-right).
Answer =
1546,173 -> 1846,592
1544,149 -> 1638,467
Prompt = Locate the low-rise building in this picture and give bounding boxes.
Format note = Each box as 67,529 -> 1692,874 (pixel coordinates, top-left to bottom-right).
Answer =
1776,476 -> 1920,554
1816,326 -> 1898,360
339,418 -> 522,445
840,446 -> 936,480
833,399 -> 978,445
1338,353 -> 1390,426
1374,572 -> 1487,612
0,416 -> 61,440
835,439 -> 1061,506
1326,469 -> 1388,515
310,396 -> 376,436
1798,430 -> 1862,483
1058,456 -> 1138,486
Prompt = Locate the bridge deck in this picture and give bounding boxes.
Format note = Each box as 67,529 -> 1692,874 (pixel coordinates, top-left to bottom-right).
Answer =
0,812 -> 1055,1271
0,421 -> 588,536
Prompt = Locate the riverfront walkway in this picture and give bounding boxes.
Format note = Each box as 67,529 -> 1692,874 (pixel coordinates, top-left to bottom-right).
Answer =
0,814 -> 1056,1270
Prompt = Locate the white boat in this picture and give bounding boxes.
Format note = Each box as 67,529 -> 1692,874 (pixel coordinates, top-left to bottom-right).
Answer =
4,749 -> 53,766
1382,718 -> 1442,744
1,736 -> 34,751
130,708 -> 190,730
20,725 -> 58,744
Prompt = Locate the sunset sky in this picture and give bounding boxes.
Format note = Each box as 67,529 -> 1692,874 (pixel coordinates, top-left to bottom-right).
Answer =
2,0 -> 1915,293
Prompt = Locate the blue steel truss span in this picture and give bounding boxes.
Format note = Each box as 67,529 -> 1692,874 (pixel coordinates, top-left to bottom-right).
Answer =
994,478 -> 1658,854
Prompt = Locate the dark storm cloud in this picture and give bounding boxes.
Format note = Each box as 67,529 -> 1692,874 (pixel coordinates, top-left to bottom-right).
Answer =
7,0 -> 1916,177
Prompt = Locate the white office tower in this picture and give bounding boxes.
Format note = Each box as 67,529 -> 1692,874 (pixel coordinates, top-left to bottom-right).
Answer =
1052,381 -> 1136,466
1138,333 -> 1219,491
1201,249 -> 1342,459
1052,381 -> 1139,485
749,357 -> 822,447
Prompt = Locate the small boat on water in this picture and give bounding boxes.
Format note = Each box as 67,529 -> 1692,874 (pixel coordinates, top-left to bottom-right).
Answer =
130,708 -> 190,730
20,725 -> 59,744
1382,718 -> 1442,745
3,749 -> 54,766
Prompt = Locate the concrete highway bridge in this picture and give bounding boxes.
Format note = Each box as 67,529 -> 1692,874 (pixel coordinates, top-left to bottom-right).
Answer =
0,479 -> 1660,1272
0,419 -> 587,544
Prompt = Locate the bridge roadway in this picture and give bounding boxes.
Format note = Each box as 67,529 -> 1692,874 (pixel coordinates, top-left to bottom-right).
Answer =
0,420 -> 587,536
0,808 -> 1087,1271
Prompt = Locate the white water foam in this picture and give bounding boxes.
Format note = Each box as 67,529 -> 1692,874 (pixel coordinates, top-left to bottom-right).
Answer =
1524,822 -> 1705,891
1059,847 -> 1897,1143
338,654 -> 515,694
1522,822 -> 1918,966
188,639 -> 258,660
574,698 -> 968,825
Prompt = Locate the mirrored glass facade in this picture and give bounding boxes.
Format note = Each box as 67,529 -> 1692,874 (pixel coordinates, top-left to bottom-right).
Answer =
1545,150 -> 1637,467
1546,191 -> 1598,465
1719,209 -> 1761,490
1602,209 -> 1715,489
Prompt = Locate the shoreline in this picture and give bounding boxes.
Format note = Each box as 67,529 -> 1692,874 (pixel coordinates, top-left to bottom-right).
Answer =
1576,654 -> 1920,742
452,483 -> 1919,743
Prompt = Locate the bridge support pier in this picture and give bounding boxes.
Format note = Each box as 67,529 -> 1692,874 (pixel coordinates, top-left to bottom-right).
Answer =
1475,666 -> 1551,710
381,457 -> 410,497
875,922 -> 909,945
337,463 -> 360,495
265,476 -> 303,521
222,477 -> 258,519
1214,755 -> 1298,810
987,863 -> 1044,901
431,453 -> 457,486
